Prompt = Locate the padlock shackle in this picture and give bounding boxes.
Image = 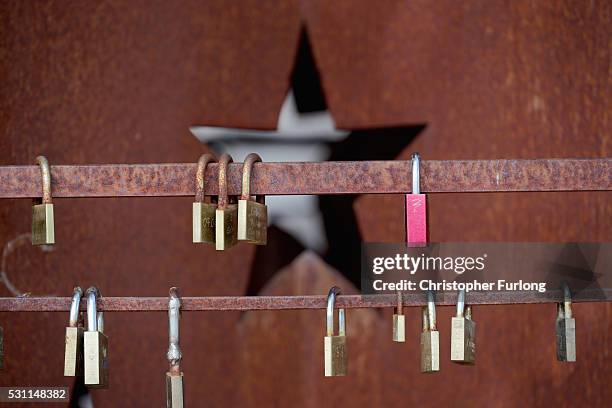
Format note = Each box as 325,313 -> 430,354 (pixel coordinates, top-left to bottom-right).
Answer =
195,154 -> 216,203
556,302 -> 565,319
563,283 -> 572,319
217,154 -> 233,209
69,286 -> 83,327
240,153 -> 263,201
395,290 -> 403,315
326,286 -> 341,336
35,155 -> 52,204
167,287 -> 182,367
411,153 -> 421,195
86,286 -> 101,332
456,289 -> 465,317
426,290 -> 436,330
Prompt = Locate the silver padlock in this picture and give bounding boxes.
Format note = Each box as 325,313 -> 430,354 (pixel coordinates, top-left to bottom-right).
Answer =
556,284 -> 576,362
451,289 -> 476,364
64,287 -> 84,376
420,290 -> 439,373
166,287 -> 184,408
84,287 -> 109,388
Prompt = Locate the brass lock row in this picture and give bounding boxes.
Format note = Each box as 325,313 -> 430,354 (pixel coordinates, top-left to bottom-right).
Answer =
53,284 -> 575,397
64,286 -> 108,388
62,287 -> 184,407
29,153 -> 268,250
193,153 -> 267,251
390,287 -> 577,374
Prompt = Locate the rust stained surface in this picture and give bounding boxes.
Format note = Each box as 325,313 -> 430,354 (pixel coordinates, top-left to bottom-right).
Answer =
0,290 -> 611,312
0,1 -> 299,407
0,1 -> 611,408
239,252 -> 384,407
0,159 -> 610,198
339,1 -> 611,407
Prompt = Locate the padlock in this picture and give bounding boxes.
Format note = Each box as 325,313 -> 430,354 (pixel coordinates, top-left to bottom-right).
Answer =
32,156 -> 55,245
405,153 -> 426,247
193,154 -> 217,244
324,286 -> 347,377
556,284 -> 576,362
395,154 -> 427,342
451,290 -> 476,364
237,153 -> 267,245
64,287 -> 84,376
420,291 -> 439,373
84,287 -> 109,388
166,287 -> 184,408
215,154 -> 238,250
166,372 -> 184,408
392,291 -> 405,342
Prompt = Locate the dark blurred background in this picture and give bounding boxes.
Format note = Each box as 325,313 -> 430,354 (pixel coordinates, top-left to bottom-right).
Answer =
0,1 -> 610,407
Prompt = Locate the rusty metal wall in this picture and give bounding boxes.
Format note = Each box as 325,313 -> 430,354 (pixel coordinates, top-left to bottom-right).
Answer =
0,1 -> 610,407
0,1 -> 299,406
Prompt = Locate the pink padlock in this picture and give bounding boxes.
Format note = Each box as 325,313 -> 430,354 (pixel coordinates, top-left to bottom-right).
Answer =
406,153 -> 427,247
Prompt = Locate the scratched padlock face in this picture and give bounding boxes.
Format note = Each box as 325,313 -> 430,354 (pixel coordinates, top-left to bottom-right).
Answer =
405,193 -> 427,246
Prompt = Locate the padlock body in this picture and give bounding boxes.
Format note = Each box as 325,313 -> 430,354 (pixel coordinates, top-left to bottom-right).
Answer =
193,202 -> 217,243
32,203 -> 55,245
237,199 -> 267,245
64,326 -> 84,376
451,317 -> 475,364
84,331 -> 109,388
324,335 -> 347,376
166,372 -> 184,408
392,314 -> 405,342
556,317 -> 576,362
215,205 -> 238,250
405,194 -> 426,247
420,330 -> 440,373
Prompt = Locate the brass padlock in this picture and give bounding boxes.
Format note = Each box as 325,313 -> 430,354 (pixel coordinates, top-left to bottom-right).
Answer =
237,153 -> 267,245
166,287 -> 184,408
556,284 -> 576,362
193,154 -> 217,244
324,286 -> 347,377
32,156 -> 55,245
392,291 -> 405,342
215,154 -> 238,250
451,289 -> 475,364
84,287 -> 109,388
64,287 -> 84,376
420,291 -> 439,373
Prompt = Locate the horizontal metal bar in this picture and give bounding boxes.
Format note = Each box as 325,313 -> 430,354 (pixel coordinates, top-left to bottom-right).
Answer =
0,159 -> 609,198
0,290 -> 609,312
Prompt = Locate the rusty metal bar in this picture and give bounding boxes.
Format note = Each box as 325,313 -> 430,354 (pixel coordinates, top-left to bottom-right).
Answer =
0,290 -> 609,312
0,159 -> 609,198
